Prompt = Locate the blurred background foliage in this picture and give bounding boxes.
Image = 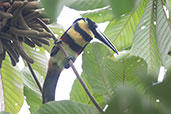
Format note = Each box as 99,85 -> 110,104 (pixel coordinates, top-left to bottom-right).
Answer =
0,0 -> 171,114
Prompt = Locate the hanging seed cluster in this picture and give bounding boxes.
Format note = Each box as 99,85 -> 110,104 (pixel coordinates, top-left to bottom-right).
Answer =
0,0 -> 52,68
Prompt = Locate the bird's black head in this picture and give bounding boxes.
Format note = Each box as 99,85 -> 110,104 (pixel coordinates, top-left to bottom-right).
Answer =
71,18 -> 118,54
85,18 -> 118,54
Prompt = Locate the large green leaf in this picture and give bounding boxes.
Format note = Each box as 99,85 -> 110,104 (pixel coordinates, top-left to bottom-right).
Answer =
104,0 -> 148,51
82,43 -> 147,96
82,42 -> 113,95
70,73 -> 105,107
156,0 -> 171,69
0,56 -> 24,114
81,7 -> 115,23
34,100 -> 100,114
102,51 -> 147,93
24,45 -> 48,78
130,0 -> 161,77
21,68 -> 43,114
65,0 -> 108,11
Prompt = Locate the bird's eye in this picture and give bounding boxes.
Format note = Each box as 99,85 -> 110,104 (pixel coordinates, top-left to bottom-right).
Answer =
86,18 -> 97,28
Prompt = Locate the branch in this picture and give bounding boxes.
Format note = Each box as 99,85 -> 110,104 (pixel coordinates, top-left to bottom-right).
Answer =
36,18 -> 103,113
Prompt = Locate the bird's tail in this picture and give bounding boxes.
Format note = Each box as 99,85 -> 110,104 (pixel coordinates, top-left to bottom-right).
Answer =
42,62 -> 62,103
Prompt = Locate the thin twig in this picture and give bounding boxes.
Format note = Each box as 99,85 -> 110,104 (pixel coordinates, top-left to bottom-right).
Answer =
27,62 -> 42,93
36,18 -> 103,113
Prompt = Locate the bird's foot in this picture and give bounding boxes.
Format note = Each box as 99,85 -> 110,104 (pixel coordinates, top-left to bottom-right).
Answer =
54,39 -> 62,44
64,56 -> 75,69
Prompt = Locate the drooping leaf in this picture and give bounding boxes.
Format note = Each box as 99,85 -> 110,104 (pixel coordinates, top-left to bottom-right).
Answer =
70,73 -> 105,107
65,0 -> 108,11
24,45 -> 48,78
0,56 -> 24,114
21,68 -> 43,114
131,0 -> 161,77
82,42 -> 113,95
156,0 -> 171,69
104,0 -> 148,51
34,100 -> 100,114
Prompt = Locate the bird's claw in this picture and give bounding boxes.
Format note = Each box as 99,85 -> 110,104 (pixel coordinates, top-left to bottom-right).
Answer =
64,56 -> 75,69
54,39 -> 62,44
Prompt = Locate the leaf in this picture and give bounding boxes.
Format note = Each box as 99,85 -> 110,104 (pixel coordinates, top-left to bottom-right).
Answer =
81,7 -> 115,23
130,0 -> 161,77
65,0 -> 108,11
39,0 -> 61,22
82,43 -> 147,96
104,85 -> 168,114
24,45 -> 48,78
0,112 -> 10,114
108,0 -> 137,17
156,0 -> 171,69
168,0 -> 171,21
34,100 -> 100,114
21,68 -> 43,114
82,42 -> 113,95
103,51 -> 147,93
70,73 -> 105,107
104,0 -> 148,50
147,68 -> 171,108
0,56 -> 24,114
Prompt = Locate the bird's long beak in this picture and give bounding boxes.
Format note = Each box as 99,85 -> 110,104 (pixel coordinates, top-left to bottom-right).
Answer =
94,28 -> 118,54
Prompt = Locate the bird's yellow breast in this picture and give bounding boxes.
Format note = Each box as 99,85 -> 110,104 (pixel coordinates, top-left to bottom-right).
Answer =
67,28 -> 86,47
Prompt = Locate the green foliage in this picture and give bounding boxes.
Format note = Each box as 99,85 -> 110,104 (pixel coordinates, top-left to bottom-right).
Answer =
34,100 -> 100,114
130,0 -> 161,77
82,42 -> 113,95
21,68 -> 43,113
65,0 -> 108,10
156,0 -> 171,69
24,45 -> 48,78
39,0 -> 61,22
70,73 -> 105,107
0,56 -> 24,114
108,0 -> 138,17
0,112 -> 10,114
1,0 -> 171,113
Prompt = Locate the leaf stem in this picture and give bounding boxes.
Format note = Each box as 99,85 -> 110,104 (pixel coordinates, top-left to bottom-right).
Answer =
27,62 -> 42,93
36,18 -> 103,113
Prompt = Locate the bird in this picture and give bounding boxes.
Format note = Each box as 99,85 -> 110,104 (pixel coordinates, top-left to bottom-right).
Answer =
42,18 -> 118,103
